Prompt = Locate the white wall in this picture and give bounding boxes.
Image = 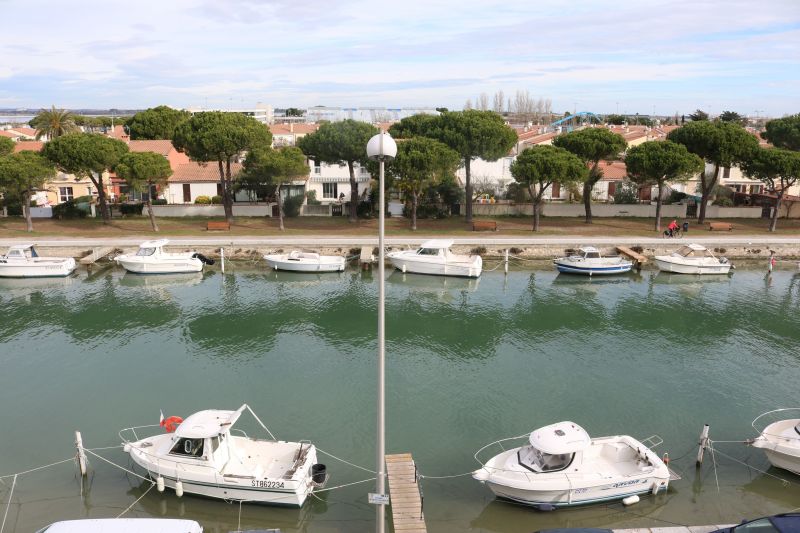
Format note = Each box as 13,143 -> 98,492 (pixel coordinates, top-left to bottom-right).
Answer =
471,202 -> 688,218
152,205 -> 273,217
307,161 -> 371,204
166,183 -> 219,204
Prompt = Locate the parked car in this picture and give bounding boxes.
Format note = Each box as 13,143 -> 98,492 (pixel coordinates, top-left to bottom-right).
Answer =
710,514 -> 800,533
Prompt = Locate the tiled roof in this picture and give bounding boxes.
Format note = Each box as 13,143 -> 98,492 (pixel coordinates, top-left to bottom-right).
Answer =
128,139 -> 175,156
0,130 -> 19,138
109,125 -> 129,139
168,161 -> 242,183
13,141 -> 44,153
269,123 -> 319,135
10,127 -> 37,137
597,160 -> 628,181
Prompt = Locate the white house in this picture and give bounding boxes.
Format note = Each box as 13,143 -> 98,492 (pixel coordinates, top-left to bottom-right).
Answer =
165,162 -> 237,204
305,160 -> 372,204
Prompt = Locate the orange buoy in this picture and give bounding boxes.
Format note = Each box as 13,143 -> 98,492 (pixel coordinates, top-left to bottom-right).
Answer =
160,416 -> 183,433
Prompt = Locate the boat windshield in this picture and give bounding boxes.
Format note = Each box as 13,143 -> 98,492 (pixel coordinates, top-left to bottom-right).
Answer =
585,252 -> 600,259
169,438 -> 204,458
417,248 -> 441,256
136,247 -> 156,257
517,445 -> 574,473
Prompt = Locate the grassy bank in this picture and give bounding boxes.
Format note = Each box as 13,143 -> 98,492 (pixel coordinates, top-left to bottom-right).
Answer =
1,214 -> 799,238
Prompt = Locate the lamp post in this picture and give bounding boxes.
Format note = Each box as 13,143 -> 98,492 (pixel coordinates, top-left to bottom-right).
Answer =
366,130 -> 397,533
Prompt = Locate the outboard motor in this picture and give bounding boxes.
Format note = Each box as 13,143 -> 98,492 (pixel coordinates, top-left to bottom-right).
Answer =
311,464 -> 327,486
192,253 -> 215,265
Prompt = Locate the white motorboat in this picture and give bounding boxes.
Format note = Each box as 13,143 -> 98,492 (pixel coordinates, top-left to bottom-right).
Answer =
121,404 -> 326,507
263,250 -> 345,272
0,244 -> 76,278
554,246 -> 633,276
114,239 -> 213,274
749,408 -> 800,475
387,239 -> 482,278
654,243 -> 732,275
36,519 -> 202,533
473,421 -> 675,509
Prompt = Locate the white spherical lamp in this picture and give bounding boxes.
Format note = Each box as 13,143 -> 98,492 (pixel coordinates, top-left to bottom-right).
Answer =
366,132 -> 397,161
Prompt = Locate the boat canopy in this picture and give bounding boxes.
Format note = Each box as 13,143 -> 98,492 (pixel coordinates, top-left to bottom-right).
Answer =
174,405 -> 245,439
139,239 -> 170,249
38,519 -> 203,533
419,239 -> 454,249
8,244 -> 35,251
529,421 -> 591,454
579,246 -> 599,254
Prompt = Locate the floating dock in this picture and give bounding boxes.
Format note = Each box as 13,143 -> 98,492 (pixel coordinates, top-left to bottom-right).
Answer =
616,246 -> 648,270
360,246 -> 375,270
386,453 -> 426,533
79,247 -> 117,270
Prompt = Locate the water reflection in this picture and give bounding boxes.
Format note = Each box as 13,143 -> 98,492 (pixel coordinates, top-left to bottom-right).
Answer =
0,274 -> 76,297
119,271 -> 206,288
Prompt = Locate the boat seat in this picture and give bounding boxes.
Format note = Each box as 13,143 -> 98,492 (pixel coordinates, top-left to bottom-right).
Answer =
600,442 -> 636,463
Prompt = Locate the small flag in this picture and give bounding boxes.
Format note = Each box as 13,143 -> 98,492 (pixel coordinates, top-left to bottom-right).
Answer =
160,410 -> 165,426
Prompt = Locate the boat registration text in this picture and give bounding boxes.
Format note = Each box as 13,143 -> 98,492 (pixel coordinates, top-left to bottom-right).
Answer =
252,479 -> 285,489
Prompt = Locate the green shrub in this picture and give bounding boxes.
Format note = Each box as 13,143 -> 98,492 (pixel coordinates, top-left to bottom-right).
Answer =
52,200 -> 87,219
306,190 -> 321,205
211,195 -> 223,205
73,195 -> 93,204
613,182 -> 639,204
714,197 -> 734,207
152,198 -> 168,205
283,194 -> 304,217
667,190 -> 688,204
195,195 -> 211,205
357,200 -> 373,218
120,203 -> 144,215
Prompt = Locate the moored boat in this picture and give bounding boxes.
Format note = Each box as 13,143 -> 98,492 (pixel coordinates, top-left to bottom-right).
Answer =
386,239 -> 482,278
263,250 -> 345,272
655,243 -> 732,274
749,408 -> 800,475
36,519 -> 202,533
114,239 -> 213,274
473,421 -> 675,509
553,246 -> 633,276
0,244 -> 76,278
121,404 -> 326,507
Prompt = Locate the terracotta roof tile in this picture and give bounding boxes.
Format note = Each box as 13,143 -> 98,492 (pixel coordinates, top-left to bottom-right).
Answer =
0,130 -> 19,138
598,160 -> 628,181
127,139 -> 175,156
167,161 -> 242,183
13,141 -> 44,153
269,123 -> 320,135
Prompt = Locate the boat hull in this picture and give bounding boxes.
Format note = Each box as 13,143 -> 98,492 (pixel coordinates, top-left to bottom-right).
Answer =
0,258 -> 76,278
654,257 -> 731,275
483,476 -> 667,508
554,261 -> 632,276
387,255 -> 482,278
264,255 -> 345,272
116,258 -> 203,274
751,419 -> 800,475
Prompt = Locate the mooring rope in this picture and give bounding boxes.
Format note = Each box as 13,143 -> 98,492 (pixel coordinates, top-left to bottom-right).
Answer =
708,440 -> 797,487
316,447 -> 376,474
0,474 -> 17,533
83,449 -> 151,483
0,457 -> 76,480
115,481 -> 156,518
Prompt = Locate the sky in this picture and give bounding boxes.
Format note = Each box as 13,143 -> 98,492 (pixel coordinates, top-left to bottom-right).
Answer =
1,0 -> 798,116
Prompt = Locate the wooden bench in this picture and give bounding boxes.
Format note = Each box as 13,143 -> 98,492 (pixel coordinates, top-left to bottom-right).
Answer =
472,220 -> 497,232
709,222 -> 733,231
207,221 -> 231,231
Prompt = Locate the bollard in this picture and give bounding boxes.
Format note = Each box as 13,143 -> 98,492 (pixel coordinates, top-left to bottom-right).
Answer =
220,247 -> 225,273
696,424 -> 710,466
504,249 -> 509,274
75,431 -> 87,477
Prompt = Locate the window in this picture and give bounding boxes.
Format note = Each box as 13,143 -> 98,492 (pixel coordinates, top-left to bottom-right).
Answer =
732,518 -> 780,533
517,445 -> 574,473
136,247 -> 156,257
169,438 -> 205,458
59,187 -> 74,203
314,161 -> 322,175
417,248 -> 442,256
323,183 -> 338,199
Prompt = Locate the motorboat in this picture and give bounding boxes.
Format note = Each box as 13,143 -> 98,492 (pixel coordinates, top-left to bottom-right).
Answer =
36,519 -> 202,533
263,250 -> 345,272
654,243 -> 732,275
114,239 -> 213,274
473,421 -> 675,509
553,246 -> 633,276
121,404 -> 326,507
0,244 -> 76,278
749,408 -> 800,475
387,239 -> 482,278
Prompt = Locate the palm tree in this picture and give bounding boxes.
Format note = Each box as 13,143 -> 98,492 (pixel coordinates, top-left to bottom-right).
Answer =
31,106 -> 79,140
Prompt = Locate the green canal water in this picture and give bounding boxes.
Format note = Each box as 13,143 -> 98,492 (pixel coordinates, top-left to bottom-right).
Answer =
1,266 -> 799,532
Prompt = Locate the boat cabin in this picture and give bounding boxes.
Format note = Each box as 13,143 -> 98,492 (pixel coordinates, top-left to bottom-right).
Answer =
165,407 -> 243,466
415,239 -> 454,257
673,244 -> 715,258
517,421 -> 591,473
576,247 -> 601,259
136,239 -> 170,257
3,244 -> 40,260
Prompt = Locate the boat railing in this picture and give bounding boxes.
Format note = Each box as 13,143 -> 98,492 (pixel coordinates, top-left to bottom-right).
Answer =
119,424 -> 162,444
752,408 -> 800,441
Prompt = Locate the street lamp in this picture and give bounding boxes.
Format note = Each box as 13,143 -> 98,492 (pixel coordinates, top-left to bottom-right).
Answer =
366,130 -> 397,533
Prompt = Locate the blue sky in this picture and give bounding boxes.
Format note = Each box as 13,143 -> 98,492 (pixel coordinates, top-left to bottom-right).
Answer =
1,0 -> 798,116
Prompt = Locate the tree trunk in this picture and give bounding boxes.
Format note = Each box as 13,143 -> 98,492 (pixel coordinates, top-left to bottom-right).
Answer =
24,190 -> 33,232
465,158 -> 473,224
347,161 -> 358,223
654,181 -> 663,232
223,159 -> 234,224
770,191 -> 782,233
697,164 -> 719,224
146,192 -> 159,232
583,161 -> 600,224
277,186 -> 285,231
411,192 -> 418,231
528,185 -> 541,231
90,173 -> 112,224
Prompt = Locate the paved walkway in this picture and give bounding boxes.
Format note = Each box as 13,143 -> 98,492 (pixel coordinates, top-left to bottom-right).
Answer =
1,235 -> 799,247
